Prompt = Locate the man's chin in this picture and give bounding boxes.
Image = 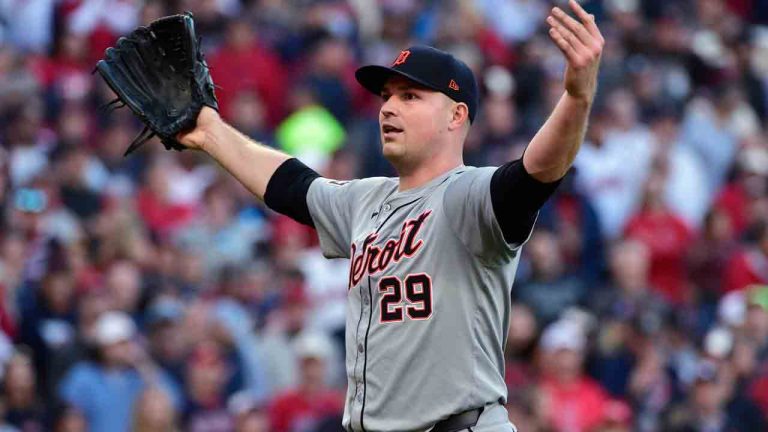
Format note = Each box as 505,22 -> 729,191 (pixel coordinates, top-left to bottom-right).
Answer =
383,154 -> 400,166
381,141 -> 404,160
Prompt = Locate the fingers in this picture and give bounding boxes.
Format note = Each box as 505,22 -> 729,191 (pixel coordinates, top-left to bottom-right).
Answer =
548,26 -> 581,65
547,15 -> 584,60
568,0 -> 605,43
551,6 -> 591,49
546,1 -> 605,68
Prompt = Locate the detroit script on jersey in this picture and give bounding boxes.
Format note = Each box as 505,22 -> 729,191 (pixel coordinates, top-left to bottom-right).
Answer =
348,210 -> 431,288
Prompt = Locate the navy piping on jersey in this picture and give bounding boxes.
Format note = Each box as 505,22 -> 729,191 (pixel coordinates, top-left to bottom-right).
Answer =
361,274 -> 373,431
350,275 -> 365,432
359,196 -> 422,431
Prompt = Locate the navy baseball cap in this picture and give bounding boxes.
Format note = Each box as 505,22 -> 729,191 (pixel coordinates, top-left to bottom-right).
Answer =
355,45 -> 479,123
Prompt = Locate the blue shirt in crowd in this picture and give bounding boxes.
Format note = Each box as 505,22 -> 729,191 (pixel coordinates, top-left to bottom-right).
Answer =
59,362 -> 181,432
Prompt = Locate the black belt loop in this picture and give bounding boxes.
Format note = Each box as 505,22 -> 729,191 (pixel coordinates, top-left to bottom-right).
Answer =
431,407 -> 484,432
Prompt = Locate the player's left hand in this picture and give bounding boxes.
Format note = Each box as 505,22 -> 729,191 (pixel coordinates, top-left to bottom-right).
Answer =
547,0 -> 605,104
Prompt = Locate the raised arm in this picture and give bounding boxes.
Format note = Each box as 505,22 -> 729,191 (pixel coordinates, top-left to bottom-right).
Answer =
523,0 -> 605,183
176,106 -> 292,201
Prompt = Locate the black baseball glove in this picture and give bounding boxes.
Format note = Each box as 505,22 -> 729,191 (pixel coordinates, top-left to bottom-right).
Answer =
94,12 -> 218,155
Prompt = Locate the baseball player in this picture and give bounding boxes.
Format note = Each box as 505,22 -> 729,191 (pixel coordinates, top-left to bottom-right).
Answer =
176,1 -> 604,430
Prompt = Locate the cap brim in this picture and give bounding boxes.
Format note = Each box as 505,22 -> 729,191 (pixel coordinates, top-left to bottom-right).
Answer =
355,65 -> 441,97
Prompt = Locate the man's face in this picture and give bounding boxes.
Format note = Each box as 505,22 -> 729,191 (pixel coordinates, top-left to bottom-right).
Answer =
553,348 -> 583,379
379,76 -> 455,167
150,321 -> 186,362
300,357 -> 326,387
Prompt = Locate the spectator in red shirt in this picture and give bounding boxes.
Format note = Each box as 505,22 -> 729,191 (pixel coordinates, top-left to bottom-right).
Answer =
64,0 -> 140,64
624,160 -> 693,305
688,208 -> 738,303
0,233 -> 26,327
269,332 -> 344,432
0,290 -> 16,340
713,147 -> 768,237
537,319 -> 611,432
207,18 -> 287,127
136,157 -> 197,238
33,31 -> 95,108
723,223 -> 768,293
0,236 -> 23,339
594,399 -> 633,432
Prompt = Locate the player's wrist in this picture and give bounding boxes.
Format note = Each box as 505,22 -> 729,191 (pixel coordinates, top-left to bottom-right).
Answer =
196,108 -> 225,154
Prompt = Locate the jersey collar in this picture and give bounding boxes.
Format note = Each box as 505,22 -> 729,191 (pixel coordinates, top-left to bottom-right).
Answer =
389,164 -> 467,203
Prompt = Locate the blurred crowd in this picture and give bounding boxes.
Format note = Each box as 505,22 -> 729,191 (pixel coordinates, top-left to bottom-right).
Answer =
2,0 -> 768,431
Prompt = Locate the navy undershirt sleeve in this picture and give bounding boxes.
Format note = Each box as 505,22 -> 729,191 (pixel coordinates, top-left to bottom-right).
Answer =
490,159 -> 563,245
263,158 -> 320,227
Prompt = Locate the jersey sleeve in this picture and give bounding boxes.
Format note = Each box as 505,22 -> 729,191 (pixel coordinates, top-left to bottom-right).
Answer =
264,158 -> 356,259
306,177 -> 358,259
443,160 -> 561,264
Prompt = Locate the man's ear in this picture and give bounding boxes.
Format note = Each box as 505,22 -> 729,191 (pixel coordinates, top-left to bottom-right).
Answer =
448,102 -> 470,131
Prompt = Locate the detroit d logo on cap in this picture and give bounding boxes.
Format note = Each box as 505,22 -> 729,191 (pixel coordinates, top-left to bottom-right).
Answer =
392,50 -> 411,66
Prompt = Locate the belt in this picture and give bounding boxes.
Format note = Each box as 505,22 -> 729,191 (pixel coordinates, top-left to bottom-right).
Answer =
431,407 -> 484,432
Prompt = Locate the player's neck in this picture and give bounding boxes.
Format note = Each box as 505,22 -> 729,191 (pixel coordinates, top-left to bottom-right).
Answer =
397,156 -> 463,192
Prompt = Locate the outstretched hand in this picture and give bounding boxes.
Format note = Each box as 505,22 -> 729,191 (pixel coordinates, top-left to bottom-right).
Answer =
546,0 -> 605,104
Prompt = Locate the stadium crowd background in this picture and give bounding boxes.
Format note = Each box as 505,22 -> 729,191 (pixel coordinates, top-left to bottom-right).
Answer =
2,0 -> 768,431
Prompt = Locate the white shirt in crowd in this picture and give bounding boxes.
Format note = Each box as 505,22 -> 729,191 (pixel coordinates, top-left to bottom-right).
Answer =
575,127 -> 654,239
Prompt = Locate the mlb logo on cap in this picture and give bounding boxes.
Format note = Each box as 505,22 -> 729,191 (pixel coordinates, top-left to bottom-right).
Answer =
355,45 -> 480,123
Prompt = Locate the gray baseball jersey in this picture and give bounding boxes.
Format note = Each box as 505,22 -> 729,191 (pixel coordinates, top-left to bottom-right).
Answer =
306,164 -> 527,431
